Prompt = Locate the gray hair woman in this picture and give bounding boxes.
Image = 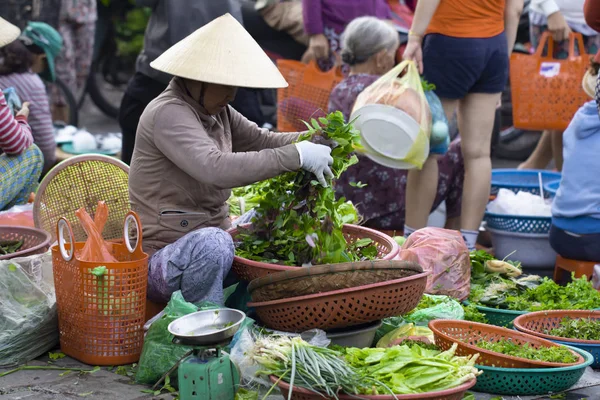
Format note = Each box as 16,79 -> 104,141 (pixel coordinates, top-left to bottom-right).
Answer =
329,16 -> 465,234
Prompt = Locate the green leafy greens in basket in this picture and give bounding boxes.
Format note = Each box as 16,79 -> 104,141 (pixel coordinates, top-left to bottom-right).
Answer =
547,317 -> 600,341
234,112 -> 378,266
469,251 -> 600,312
476,339 -> 578,363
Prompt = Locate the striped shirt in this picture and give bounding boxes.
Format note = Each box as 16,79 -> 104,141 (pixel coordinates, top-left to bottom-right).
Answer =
0,73 -> 56,169
0,90 -> 33,155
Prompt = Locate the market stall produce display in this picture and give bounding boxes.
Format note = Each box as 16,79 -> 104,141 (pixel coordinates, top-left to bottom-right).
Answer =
429,320 -> 585,368
468,250 -> 600,326
250,334 -> 480,399
233,112 -> 382,267
513,310 -> 600,368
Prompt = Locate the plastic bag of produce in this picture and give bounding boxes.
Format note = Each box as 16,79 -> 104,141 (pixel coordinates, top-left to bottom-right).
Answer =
403,294 -> 464,325
136,290 -> 253,385
376,323 -> 435,348
0,251 -> 58,367
399,227 -> 470,301
352,60 -> 431,168
423,88 -> 450,153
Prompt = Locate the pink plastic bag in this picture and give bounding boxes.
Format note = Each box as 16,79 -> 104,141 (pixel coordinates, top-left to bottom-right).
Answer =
398,227 -> 470,301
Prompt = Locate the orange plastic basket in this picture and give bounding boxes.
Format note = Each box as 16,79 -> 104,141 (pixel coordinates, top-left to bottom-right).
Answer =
428,320 -> 585,369
51,212 -> 148,366
277,60 -> 344,132
513,310 -> 600,344
511,32 -> 590,131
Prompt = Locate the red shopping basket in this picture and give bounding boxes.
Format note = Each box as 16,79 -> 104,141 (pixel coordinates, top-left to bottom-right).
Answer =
511,32 -> 590,131
277,60 -> 344,132
52,212 -> 148,365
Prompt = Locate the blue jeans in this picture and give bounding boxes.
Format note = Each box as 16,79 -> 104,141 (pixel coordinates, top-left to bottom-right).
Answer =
550,224 -> 600,262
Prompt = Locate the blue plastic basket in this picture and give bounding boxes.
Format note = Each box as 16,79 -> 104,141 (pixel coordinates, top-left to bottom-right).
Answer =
491,169 -> 561,197
544,179 -> 561,197
484,212 -> 552,234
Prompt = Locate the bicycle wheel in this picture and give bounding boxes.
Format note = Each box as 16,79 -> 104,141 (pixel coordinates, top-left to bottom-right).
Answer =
51,77 -> 79,127
86,50 -> 133,119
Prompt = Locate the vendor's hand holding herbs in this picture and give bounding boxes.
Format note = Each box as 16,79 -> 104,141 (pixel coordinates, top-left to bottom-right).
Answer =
294,141 -> 334,187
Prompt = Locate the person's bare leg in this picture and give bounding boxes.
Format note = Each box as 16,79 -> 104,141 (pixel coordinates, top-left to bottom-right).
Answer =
458,92 -> 501,231
518,130 -> 552,170
445,216 -> 461,230
405,99 -> 459,230
550,130 -> 564,171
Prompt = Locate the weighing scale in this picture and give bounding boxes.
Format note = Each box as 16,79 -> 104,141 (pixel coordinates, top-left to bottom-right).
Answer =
163,308 -> 245,400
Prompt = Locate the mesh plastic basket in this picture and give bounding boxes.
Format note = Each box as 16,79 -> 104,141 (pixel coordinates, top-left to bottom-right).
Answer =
248,260 -> 423,302
229,224 -> 399,281
473,346 -> 593,395
484,212 -> 551,234
474,304 -> 528,328
490,169 -> 561,196
52,213 -> 148,365
513,310 -> 600,368
544,180 -> 560,197
277,59 -> 344,132
0,226 -> 51,260
248,270 -> 429,332
428,320 -> 585,368
271,376 -> 477,400
34,155 -> 130,243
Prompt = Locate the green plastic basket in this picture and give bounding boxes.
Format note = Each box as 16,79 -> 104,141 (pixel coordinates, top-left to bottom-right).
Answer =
475,304 -> 528,328
473,346 -> 593,396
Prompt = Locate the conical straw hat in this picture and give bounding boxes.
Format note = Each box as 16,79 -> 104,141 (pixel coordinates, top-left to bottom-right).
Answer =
0,17 -> 21,48
151,13 -> 288,89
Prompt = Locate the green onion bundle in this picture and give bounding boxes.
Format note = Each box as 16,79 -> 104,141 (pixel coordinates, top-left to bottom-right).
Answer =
252,336 -> 378,400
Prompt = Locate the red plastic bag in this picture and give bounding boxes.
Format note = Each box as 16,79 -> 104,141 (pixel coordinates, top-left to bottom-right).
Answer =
398,227 -> 470,301
76,201 -> 117,263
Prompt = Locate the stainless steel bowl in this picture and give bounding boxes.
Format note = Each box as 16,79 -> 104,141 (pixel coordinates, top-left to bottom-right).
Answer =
168,308 -> 246,346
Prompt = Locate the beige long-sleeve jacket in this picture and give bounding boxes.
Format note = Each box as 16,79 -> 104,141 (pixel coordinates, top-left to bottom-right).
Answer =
129,78 -> 301,254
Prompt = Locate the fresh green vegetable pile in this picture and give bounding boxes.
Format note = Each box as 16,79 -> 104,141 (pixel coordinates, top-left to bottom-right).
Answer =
234,112 -> 378,266
0,240 -> 23,255
252,335 -> 481,398
344,343 -> 482,394
547,317 -> 600,341
462,304 -> 488,324
469,250 -> 600,312
253,336 -> 380,399
476,340 -> 578,363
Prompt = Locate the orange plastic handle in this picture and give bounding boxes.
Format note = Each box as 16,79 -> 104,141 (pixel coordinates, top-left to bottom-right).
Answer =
535,32 -> 586,59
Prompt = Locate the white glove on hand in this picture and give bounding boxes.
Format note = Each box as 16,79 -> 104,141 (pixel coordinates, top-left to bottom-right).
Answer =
295,141 -> 334,187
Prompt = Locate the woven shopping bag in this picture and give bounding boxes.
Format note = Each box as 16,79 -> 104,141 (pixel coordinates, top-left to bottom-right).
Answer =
277,59 -> 344,132
511,32 -> 590,131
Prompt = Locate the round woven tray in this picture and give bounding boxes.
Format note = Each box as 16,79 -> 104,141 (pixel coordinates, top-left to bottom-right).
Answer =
0,225 -> 51,260
229,224 -> 399,281
513,310 -> 600,344
473,346 -> 593,396
270,376 -> 477,400
248,270 -> 429,332
248,260 -> 423,302
428,320 -> 585,369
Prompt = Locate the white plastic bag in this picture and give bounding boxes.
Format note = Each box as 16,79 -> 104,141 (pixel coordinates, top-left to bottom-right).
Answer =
487,189 -> 552,216
0,251 -> 58,367
230,327 -> 330,388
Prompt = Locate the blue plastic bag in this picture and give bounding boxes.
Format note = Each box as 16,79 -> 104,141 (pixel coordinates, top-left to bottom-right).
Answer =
423,88 -> 450,155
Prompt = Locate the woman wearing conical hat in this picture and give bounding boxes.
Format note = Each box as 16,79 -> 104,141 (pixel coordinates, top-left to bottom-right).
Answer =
129,14 -> 333,305
0,17 -> 44,211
